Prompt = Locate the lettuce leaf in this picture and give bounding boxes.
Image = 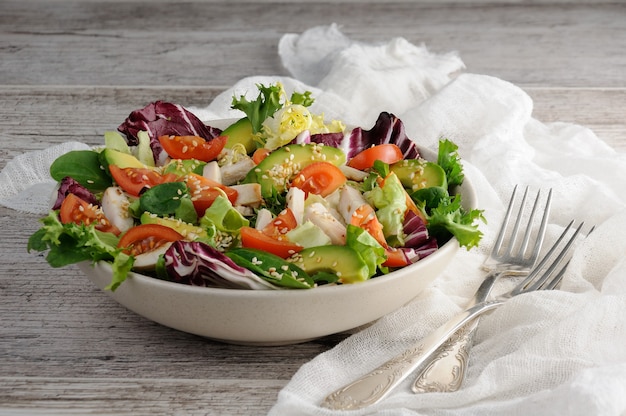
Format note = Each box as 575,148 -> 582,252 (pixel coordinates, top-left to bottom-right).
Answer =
200,195 -> 249,234
27,211 -> 134,290
438,139 -> 465,188
231,83 -> 284,134
365,172 -> 408,247
345,224 -> 386,277
423,194 -> 485,249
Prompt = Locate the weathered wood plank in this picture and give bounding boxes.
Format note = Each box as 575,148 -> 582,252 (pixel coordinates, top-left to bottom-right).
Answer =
1,1 -> 624,88
0,377 -> 285,415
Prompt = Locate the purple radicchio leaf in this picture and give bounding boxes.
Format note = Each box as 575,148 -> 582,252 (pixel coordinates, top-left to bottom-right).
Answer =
403,210 -> 430,248
117,101 -> 223,165
346,112 -> 420,160
289,131 -> 345,148
310,132 -> 346,148
52,176 -> 99,210
401,210 -> 438,263
291,130 -> 311,145
162,241 -> 277,290
402,238 -> 439,264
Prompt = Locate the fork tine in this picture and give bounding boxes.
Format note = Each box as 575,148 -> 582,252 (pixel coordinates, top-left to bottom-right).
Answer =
525,189 -> 552,261
504,186 -> 529,257
494,186 -> 552,263
538,223 -> 593,291
491,185 -> 519,256
511,220 -> 584,295
543,261 -> 569,290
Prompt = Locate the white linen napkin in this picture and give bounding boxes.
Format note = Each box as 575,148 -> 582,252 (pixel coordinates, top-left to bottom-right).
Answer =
2,23 -> 626,416
263,25 -> 626,415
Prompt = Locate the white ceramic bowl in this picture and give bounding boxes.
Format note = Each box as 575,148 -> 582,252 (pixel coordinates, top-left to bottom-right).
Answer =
79,144 -> 477,345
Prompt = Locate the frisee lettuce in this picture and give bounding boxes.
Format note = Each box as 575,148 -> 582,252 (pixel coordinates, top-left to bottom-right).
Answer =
437,139 -> 465,188
27,211 -> 134,290
425,194 -> 485,249
231,83 -> 284,134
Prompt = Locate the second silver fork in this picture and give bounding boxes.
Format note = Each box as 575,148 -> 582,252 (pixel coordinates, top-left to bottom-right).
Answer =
413,186 -> 552,393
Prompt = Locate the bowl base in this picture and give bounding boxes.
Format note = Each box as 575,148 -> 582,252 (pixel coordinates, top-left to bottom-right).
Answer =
202,336 -> 320,346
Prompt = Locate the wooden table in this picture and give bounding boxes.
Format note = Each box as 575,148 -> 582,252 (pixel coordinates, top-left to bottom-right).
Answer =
1,1 -> 624,414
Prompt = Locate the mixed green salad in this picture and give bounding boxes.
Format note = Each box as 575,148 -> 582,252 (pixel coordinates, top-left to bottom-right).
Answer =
28,83 -> 484,291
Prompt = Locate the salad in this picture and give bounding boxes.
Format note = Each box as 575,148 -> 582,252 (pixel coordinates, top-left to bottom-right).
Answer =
28,83 -> 484,291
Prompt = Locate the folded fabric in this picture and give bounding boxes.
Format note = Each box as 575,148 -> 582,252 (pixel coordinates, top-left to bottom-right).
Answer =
263,25 -> 626,416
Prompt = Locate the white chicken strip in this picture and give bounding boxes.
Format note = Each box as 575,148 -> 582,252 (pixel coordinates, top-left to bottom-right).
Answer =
255,208 -> 274,230
220,158 -> 256,186
304,202 -> 346,245
133,242 -> 173,271
337,184 -> 371,225
231,183 -> 262,207
101,186 -> 134,232
286,186 -> 306,225
202,161 -> 222,183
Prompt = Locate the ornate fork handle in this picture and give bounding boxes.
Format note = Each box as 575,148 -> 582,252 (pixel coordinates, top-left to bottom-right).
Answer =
412,270 -> 501,393
321,299 -> 504,410
411,321 -> 475,393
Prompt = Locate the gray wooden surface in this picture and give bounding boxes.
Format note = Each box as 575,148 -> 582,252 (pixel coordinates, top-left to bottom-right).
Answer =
1,1 -> 624,414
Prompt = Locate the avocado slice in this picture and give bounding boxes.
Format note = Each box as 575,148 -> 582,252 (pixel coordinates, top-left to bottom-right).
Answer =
245,143 -> 346,198
162,158 -> 206,176
101,148 -> 147,169
292,245 -> 370,284
222,117 -> 256,154
104,131 -> 131,153
390,159 -> 447,191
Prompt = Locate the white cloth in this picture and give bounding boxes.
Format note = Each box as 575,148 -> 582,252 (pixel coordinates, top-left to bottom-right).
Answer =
2,24 -> 626,416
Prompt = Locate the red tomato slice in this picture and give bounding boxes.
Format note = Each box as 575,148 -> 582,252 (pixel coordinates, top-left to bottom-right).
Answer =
158,135 -> 227,162
383,248 -> 409,268
184,173 -> 238,216
59,193 -> 121,235
262,208 -> 298,239
350,204 -> 387,247
252,147 -> 271,165
347,144 -> 404,170
290,162 -> 347,197
117,224 -> 184,256
240,226 -> 303,258
109,165 -> 177,197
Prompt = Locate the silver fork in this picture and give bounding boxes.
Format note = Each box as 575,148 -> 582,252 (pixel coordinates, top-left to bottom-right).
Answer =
322,192 -> 585,412
322,220 -> 586,410
413,186 -> 551,393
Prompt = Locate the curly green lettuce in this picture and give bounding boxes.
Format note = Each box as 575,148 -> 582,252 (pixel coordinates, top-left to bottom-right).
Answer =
27,211 -> 134,290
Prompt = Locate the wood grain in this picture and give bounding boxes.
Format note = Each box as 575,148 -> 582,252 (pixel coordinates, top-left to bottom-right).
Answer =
1,1 -> 625,87
0,1 -> 624,414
